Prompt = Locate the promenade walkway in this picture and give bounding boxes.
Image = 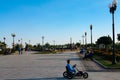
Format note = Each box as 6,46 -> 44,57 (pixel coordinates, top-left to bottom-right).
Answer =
0,51 -> 119,80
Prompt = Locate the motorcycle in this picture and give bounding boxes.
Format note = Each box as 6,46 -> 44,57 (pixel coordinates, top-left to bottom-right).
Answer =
63,64 -> 88,79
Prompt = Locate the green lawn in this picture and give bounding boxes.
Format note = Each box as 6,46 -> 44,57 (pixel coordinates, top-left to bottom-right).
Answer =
93,55 -> 120,68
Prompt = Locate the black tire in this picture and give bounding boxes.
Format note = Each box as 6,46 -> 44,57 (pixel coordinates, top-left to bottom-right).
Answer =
63,71 -> 67,78
67,74 -> 74,79
83,72 -> 88,79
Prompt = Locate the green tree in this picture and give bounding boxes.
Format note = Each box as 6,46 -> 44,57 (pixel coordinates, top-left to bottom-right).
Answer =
117,34 -> 120,41
75,42 -> 80,48
37,43 -> 41,48
96,36 -> 112,48
44,42 -> 50,49
0,41 -> 7,54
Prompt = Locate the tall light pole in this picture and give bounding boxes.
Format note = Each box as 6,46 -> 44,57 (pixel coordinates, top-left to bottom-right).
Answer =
3,37 -> 6,48
70,37 -> 72,45
29,40 -> 30,45
3,37 -> 6,44
42,36 -> 44,50
53,40 -> 55,50
53,40 -> 55,46
11,33 -> 16,50
82,35 -> 85,46
109,0 -> 117,64
79,40 -> 81,45
85,32 -> 87,48
70,37 -> 72,50
21,38 -> 22,46
18,39 -> 20,47
42,36 -> 44,46
90,24 -> 93,47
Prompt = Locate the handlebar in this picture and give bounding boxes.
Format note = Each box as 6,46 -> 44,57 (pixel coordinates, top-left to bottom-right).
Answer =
73,64 -> 80,71
73,64 -> 77,68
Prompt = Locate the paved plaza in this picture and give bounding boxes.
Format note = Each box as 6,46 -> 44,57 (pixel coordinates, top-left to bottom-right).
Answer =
0,51 -> 120,80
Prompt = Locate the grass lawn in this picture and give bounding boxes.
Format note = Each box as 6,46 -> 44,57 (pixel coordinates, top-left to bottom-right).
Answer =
93,55 -> 120,68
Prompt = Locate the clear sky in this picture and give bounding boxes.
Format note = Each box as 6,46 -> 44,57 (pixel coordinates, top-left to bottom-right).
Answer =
0,0 -> 120,48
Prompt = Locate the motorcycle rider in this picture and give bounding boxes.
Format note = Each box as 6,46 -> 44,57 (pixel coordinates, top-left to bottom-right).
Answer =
66,59 -> 76,73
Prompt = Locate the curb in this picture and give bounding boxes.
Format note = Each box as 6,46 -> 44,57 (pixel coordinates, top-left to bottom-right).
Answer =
93,59 -> 120,69
77,52 -> 120,70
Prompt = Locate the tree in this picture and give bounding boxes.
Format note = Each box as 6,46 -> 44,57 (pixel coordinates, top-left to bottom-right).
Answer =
96,36 -> 112,48
44,42 -> 50,49
117,34 -> 120,41
75,42 -> 80,48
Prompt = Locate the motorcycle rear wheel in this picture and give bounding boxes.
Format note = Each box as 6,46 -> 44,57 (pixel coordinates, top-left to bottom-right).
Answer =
63,71 -> 67,78
83,72 -> 88,79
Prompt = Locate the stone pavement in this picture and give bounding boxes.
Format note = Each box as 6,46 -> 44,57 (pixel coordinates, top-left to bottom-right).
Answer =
0,51 -> 120,80
77,53 -> 106,72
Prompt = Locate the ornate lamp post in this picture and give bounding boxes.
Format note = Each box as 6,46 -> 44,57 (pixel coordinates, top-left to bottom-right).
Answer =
90,24 -> 93,47
42,36 -> 44,50
109,0 -> 117,64
21,38 -> 22,45
11,33 -> 16,50
3,37 -> 6,44
3,37 -> 6,48
70,37 -> 72,50
53,40 -> 55,50
42,36 -> 44,46
82,35 -> 85,46
85,32 -> 87,48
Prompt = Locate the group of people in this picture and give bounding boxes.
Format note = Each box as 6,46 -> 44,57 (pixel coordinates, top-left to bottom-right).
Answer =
18,47 -> 23,54
80,48 -> 93,60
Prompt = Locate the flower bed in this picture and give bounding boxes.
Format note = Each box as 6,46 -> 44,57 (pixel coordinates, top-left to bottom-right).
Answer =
93,49 -> 120,62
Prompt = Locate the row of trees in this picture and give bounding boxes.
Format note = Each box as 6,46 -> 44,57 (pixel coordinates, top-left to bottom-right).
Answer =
32,34 -> 120,51
0,33 -> 120,54
32,42 -> 79,51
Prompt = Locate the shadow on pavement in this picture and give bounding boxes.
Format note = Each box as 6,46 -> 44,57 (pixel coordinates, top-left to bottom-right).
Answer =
5,77 -> 67,80
5,77 -> 92,80
5,77 -> 91,80
70,58 -> 82,61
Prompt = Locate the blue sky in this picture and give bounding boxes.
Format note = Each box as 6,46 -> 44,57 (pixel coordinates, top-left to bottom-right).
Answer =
0,0 -> 120,48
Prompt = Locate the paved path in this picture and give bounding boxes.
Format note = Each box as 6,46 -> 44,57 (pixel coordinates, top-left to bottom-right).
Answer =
0,51 -> 120,80
77,53 -> 106,72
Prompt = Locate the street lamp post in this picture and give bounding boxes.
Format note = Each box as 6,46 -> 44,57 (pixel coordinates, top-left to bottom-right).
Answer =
21,38 -> 22,46
109,0 -> 117,64
42,36 -> 44,46
11,33 -> 16,51
85,32 -> 87,48
3,37 -> 6,44
79,40 -> 81,45
3,37 -> 6,48
90,24 -> 93,47
70,37 -> 72,51
53,40 -> 55,50
82,35 -> 85,46
42,36 -> 44,50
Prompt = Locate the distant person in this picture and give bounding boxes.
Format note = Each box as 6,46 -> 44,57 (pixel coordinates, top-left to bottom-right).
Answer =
80,48 -> 85,54
83,50 -> 93,60
18,47 -> 21,55
21,48 -> 23,54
